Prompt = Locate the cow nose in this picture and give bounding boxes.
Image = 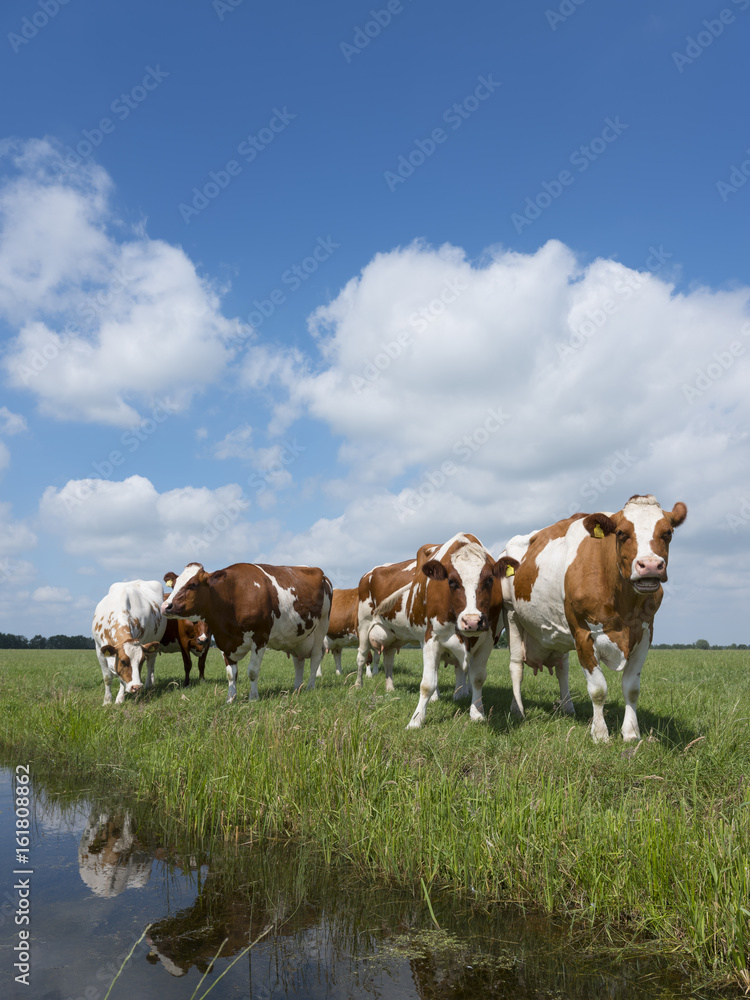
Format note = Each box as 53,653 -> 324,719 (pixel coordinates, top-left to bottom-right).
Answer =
130,683 -> 142,693
635,557 -> 665,577
460,613 -> 487,632
163,602 -> 172,613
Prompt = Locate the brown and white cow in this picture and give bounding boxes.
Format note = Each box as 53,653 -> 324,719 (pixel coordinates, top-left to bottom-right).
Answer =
501,494 -> 687,742
356,534 -> 517,728
92,580 -> 166,705
324,587 -> 380,677
157,617 -> 211,687
161,563 -> 332,702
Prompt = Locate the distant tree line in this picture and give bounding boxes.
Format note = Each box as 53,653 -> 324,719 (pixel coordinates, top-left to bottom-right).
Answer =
652,640 -> 748,650
0,633 -> 95,649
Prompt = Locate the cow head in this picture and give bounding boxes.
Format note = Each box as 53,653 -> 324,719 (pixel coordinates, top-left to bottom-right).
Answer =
583,494 -> 687,594
161,564 -> 210,621
100,640 -> 161,693
421,536 -> 519,635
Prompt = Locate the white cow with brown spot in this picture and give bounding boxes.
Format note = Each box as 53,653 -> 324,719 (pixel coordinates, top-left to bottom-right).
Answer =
92,580 -> 166,705
501,494 -> 687,742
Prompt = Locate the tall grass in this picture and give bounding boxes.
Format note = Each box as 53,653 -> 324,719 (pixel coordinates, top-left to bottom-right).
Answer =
1,646 -> 748,991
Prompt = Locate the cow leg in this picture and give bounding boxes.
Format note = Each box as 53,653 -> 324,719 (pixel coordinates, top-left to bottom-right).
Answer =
581,665 -> 609,742
333,649 -> 342,676
382,648 -> 395,694
294,656 -> 307,692
197,636 -> 210,680
144,653 -> 157,691
370,649 -> 380,676
97,650 -> 114,706
504,610 -> 526,717
407,640 -> 440,729
246,648 -> 265,700
181,649 -> 192,687
355,627 -> 371,689
224,656 -> 239,703
554,654 -> 575,715
621,633 -> 650,741
453,663 -> 469,701
466,639 -> 492,722
114,677 -> 127,705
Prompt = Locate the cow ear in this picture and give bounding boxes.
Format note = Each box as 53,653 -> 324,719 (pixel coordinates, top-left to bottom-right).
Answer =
100,644 -> 116,657
141,641 -> 161,653
667,502 -> 687,527
164,572 -> 176,588
208,569 -> 226,584
422,559 -> 448,581
494,556 -> 519,578
583,513 -> 617,538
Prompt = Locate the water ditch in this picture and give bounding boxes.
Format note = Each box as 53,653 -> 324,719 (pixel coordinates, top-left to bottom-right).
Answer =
0,765 -> 703,999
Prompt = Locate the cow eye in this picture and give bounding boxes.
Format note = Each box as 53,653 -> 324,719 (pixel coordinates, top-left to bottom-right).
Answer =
448,578 -> 459,591
662,530 -> 673,541
483,576 -> 494,589
616,529 -> 628,541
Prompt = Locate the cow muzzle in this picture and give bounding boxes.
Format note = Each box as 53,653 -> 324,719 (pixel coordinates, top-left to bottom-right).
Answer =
631,557 -> 666,593
458,613 -> 488,634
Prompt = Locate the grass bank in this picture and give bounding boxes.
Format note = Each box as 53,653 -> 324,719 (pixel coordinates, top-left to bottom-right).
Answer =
1,647 -> 748,991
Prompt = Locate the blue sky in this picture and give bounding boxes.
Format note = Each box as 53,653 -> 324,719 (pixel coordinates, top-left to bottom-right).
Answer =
1,0 -> 748,643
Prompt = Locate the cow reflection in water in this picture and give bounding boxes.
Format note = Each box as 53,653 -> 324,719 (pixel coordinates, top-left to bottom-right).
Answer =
145,885 -> 319,978
78,812 -> 153,898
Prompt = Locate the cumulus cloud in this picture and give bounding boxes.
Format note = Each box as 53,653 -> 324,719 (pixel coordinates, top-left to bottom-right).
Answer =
0,138 -> 250,426
38,474 -> 268,576
33,586 -> 73,604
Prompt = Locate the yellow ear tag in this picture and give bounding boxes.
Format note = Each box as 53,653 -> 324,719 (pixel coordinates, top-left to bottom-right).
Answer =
593,524 -> 605,539
505,565 -> 515,577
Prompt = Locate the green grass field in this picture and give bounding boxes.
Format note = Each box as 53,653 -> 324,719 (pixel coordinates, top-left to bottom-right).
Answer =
1,646 -> 748,991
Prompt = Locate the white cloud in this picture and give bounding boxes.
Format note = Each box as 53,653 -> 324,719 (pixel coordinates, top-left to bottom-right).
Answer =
33,586 -> 73,603
0,138 -> 251,427
38,474 -> 268,576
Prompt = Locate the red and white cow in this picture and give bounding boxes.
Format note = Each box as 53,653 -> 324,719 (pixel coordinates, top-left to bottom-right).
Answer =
356,534 -> 516,728
324,587 -> 380,676
501,494 -> 687,742
160,563 -> 332,702
157,617 -> 211,687
92,580 -> 166,705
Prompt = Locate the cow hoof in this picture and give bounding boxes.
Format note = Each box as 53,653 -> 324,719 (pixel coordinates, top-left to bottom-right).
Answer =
469,706 -> 487,723
385,680 -> 395,693
509,700 -> 524,718
591,725 -> 610,743
354,680 -> 362,690
406,717 -> 423,730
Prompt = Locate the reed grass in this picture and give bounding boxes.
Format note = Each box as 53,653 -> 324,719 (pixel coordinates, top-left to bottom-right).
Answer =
1,646 -> 748,991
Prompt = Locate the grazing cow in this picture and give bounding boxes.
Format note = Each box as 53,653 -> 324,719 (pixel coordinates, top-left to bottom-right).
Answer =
161,563 -> 332,702
157,618 -> 211,687
78,811 -> 152,898
324,587 -> 380,676
501,494 -> 687,742
92,580 -> 166,705
356,534 -> 517,728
